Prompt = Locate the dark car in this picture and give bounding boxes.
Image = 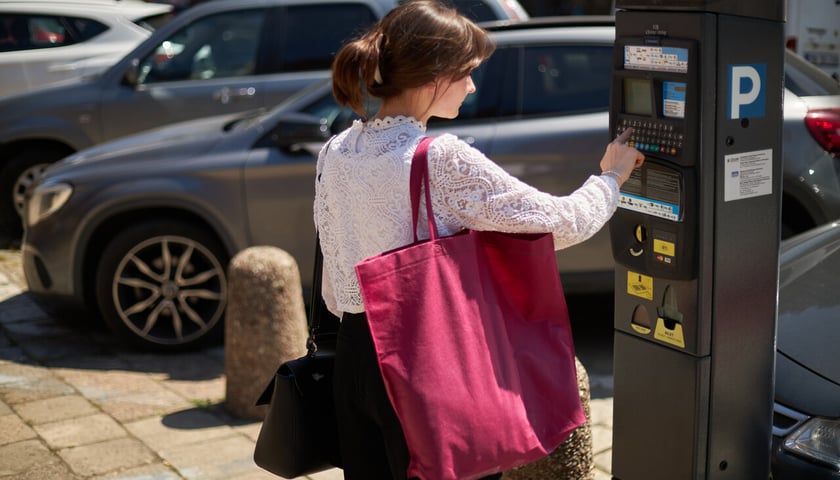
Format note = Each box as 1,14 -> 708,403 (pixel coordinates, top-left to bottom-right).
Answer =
20,19 -> 840,351
21,18 -> 617,349
0,0 -> 528,241
771,221 -> 840,479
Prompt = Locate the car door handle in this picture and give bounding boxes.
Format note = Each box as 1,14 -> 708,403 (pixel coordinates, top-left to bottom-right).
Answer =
213,87 -> 256,104
48,63 -> 79,72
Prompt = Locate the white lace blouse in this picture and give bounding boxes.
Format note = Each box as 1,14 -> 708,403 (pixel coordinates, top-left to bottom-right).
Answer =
314,116 -> 619,316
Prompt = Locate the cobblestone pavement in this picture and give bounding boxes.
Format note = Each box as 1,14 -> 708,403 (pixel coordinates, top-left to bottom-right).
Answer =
0,249 -> 615,479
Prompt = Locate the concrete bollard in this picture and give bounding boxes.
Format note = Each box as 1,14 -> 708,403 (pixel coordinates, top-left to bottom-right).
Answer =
504,356 -> 595,480
224,246 -> 309,420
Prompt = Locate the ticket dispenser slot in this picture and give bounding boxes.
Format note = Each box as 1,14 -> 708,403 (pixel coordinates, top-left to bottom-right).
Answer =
610,3 -> 783,480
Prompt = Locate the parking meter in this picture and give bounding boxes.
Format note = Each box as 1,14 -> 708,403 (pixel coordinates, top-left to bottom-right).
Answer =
609,1 -> 784,479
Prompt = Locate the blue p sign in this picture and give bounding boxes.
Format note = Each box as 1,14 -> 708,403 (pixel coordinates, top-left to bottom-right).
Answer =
728,64 -> 766,119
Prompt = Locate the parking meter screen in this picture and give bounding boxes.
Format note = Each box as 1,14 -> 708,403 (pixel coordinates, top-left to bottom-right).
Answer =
623,78 -> 653,115
624,45 -> 689,73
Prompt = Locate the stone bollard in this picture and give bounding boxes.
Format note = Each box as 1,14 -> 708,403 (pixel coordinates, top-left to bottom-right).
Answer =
224,246 -> 309,420
504,356 -> 595,480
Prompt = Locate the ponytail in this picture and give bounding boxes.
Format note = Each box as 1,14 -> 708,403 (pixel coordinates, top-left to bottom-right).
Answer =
331,0 -> 495,118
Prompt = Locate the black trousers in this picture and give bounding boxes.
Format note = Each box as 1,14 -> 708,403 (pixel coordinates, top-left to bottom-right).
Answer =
333,312 -> 503,480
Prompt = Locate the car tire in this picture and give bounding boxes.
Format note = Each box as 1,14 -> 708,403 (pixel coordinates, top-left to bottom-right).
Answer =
94,220 -> 229,351
0,146 -> 70,240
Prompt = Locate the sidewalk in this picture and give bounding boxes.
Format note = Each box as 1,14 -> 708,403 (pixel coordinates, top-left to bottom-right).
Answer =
0,248 -> 615,479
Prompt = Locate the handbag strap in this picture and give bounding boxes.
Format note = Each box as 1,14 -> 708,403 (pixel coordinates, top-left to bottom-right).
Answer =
409,137 -> 438,242
308,134 -> 339,356
306,234 -> 325,356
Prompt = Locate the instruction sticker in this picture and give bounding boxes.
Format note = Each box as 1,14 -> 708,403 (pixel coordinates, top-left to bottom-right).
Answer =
724,149 -> 773,202
662,81 -> 687,119
627,271 -> 654,300
654,318 -> 686,348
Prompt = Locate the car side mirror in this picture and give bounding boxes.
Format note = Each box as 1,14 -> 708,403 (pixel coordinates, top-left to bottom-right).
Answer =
261,114 -> 332,154
122,58 -> 140,87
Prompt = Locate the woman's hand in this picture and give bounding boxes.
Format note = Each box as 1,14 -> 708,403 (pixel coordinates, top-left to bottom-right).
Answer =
600,128 -> 645,185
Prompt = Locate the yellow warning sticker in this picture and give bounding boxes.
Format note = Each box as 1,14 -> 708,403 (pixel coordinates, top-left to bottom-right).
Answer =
653,238 -> 676,257
626,271 -> 653,300
654,317 -> 686,349
631,324 -> 652,335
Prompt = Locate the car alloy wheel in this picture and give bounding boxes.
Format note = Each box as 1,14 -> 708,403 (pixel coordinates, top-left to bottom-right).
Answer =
14,163 -> 51,214
96,221 -> 227,350
0,146 -> 70,237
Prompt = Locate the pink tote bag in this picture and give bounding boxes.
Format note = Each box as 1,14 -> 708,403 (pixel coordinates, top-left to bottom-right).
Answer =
355,137 -> 586,480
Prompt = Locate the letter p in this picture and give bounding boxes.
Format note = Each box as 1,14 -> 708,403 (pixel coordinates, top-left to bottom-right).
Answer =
728,64 -> 766,120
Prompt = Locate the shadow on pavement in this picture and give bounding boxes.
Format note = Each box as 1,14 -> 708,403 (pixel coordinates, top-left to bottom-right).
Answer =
0,291 -> 224,382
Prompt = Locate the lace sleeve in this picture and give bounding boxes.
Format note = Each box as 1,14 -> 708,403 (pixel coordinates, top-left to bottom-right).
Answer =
427,134 -> 619,250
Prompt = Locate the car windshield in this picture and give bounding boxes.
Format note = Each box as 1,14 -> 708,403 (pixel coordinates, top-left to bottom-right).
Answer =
784,50 -> 840,97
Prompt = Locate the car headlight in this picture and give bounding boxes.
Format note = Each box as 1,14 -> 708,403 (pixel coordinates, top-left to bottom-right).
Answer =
27,183 -> 73,226
783,417 -> 840,468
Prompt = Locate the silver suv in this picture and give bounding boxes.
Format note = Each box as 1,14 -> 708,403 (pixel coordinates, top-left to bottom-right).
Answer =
0,0 -> 173,97
0,0 -> 527,242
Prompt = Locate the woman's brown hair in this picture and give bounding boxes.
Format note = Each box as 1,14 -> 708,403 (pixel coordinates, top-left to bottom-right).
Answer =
332,0 -> 495,117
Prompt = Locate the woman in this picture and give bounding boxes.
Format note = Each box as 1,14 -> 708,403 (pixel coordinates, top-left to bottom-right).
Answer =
314,1 -> 644,478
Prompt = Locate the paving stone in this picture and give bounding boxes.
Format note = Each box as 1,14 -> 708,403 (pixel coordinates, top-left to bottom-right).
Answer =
593,468 -> 613,480
0,295 -> 49,324
0,286 -> 22,302
589,398 -> 614,427
47,354 -> 133,372
0,414 -> 37,445
160,434 -> 262,480
230,468 -> 285,479
233,421 -> 263,442
18,334 -> 111,361
0,345 -> 31,363
125,409 -> 237,452
2,317 -> 80,339
35,413 -> 126,449
3,460 -> 81,479
0,360 -> 52,382
593,449 -> 612,477
56,369 -> 164,400
13,394 -> 98,425
55,368 -> 192,421
304,468 -> 345,480
0,439 -> 59,476
591,423 -> 613,455
163,376 -> 226,405
59,437 -> 159,477
0,371 -> 76,404
94,384 -> 194,423
119,351 -> 224,381
91,462 -> 181,480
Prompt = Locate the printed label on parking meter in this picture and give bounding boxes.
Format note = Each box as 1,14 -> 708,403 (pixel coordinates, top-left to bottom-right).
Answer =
724,149 -> 773,201
627,271 -> 654,300
654,318 -> 686,348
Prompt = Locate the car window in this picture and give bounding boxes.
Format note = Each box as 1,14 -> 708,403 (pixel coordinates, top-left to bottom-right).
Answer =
281,4 -> 378,72
520,45 -> 613,116
428,50 -> 505,125
784,50 -> 840,97
137,9 -> 265,84
0,14 -> 107,51
448,0 -> 497,22
134,12 -> 174,32
301,89 -> 378,133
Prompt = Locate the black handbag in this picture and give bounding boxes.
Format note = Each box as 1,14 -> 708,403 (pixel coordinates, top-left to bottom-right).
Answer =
253,236 -> 342,478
